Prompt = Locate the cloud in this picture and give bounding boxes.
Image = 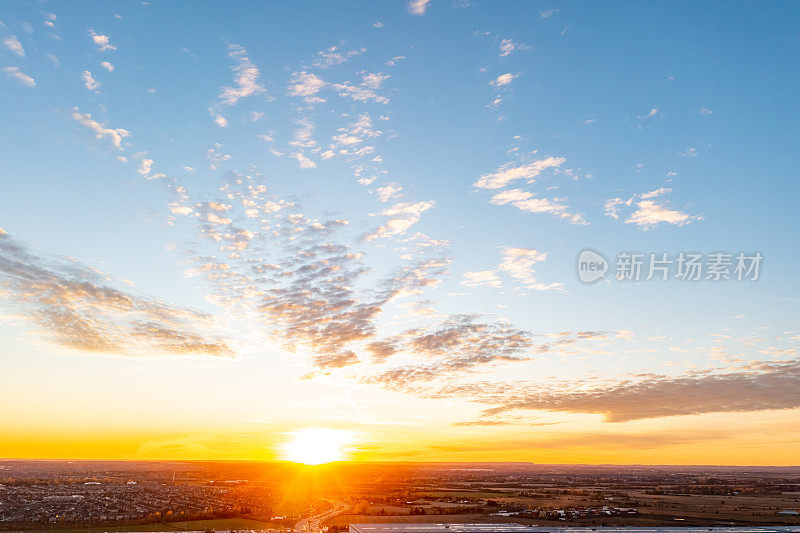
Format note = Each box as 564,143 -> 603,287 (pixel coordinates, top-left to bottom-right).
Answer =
604,187 -> 700,229
461,270 -> 501,288
627,200 -> 697,228
375,183 -> 403,202
637,107 -> 659,119
291,152 -> 316,169
3,66 -> 35,87
365,340 -> 398,360
324,114 -> 382,158
361,72 -> 389,89
0,230 -> 232,357
474,156 -> 585,224
365,200 -> 434,241
499,247 -> 562,291
498,39 -> 528,57
312,351 -> 360,369
101,61 -> 114,72
206,144 -> 231,170
206,213 -> 232,225
364,316 -> 550,387
474,157 -> 565,189
211,43 -> 265,126
219,44 -> 265,104
680,146 -> 698,157
333,72 -> 390,104
81,70 -> 100,91
137,158 -> 153,176
288,71 -> 327,99
174,174 -> 455,373
249,228 -> 436,363
540,8 -> 559,18
477,359 -> 800,422
286,117 -> 318,169
88,30 -> 116,52
490,73 -> 517,86
289,117 -> 317,148
312,46 -> 366,69
408,0 -> 431,16
361,328 -> 611,394
3,35 -> 24,57
71,108 -> 130,149
386,56 -> 405,67
489,188 -> 586,225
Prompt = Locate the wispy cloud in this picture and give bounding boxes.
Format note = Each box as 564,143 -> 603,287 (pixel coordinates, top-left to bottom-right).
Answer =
333,71 -> 390,104
462,270 -> 501,288
474,157 -> 565,189
0,230 -> 232,357
476,359 -> 800,422
489,189 -> 586,224
71,108 -> 130,149
81,70 -> 100,91
3,35 -> 25,57
312,45 -> 365,69
490,73 -> 517,86
211,43 -> 265,126
604,187 -> 701,229
475,157 -> 585,223
206,143 -> 231,170
3,66 -> 35,87
408,0 -> 431,16
366,201 -> 434,241
498,39 -> 529,57
637,106 -> 659,119
499,247 -> 562,291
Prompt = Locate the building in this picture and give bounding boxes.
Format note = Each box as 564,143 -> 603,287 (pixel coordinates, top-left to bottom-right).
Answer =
350,525 -> 536,533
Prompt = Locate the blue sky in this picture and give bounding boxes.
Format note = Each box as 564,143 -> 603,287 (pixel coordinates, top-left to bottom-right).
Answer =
1,0 -> 799,462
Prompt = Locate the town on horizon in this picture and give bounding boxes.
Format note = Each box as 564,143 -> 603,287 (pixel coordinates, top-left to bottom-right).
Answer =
1,461 -> 799,529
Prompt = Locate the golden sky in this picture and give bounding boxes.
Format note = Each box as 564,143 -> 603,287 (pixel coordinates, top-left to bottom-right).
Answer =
1,1 -> 800,466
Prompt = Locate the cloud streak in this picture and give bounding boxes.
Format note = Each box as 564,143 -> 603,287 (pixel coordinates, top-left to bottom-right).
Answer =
477,359 -> 800,422
0,230 -> 233,357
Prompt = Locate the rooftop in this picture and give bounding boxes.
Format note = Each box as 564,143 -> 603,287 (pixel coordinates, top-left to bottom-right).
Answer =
348,526 -> 800,533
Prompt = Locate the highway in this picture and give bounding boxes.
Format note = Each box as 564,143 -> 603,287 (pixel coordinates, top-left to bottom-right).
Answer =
294,500 -> 349,533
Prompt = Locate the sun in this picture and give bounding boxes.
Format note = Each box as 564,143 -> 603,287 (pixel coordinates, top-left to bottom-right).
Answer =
280,428 -> 355,465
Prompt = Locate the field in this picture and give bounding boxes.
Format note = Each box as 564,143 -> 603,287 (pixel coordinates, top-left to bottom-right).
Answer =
11,518 -> 288,533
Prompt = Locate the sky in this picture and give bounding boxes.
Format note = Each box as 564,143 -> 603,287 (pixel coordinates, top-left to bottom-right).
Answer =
1,0 -> 800,465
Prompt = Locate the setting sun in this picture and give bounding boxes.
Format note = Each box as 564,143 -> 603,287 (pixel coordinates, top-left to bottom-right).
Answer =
280,428 -> 354,465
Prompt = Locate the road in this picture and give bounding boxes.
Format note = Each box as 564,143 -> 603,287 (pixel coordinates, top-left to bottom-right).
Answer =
294,500 -> 349,533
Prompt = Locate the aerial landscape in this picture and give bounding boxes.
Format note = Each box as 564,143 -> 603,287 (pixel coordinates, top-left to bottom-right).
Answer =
0,0 -> 798,531
2,461 -> 800,529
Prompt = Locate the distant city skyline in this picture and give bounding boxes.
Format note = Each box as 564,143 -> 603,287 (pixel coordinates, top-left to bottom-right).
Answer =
1,1 -> 799,464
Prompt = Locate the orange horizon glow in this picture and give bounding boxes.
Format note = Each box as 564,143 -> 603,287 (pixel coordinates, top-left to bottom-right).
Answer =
2,414 -> 800,466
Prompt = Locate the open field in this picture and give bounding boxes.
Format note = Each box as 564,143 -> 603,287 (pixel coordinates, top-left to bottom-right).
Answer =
7,518 -> 288,533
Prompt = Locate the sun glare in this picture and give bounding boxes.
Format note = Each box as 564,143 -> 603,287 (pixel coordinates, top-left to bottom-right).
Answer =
281,428 -> 354,465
